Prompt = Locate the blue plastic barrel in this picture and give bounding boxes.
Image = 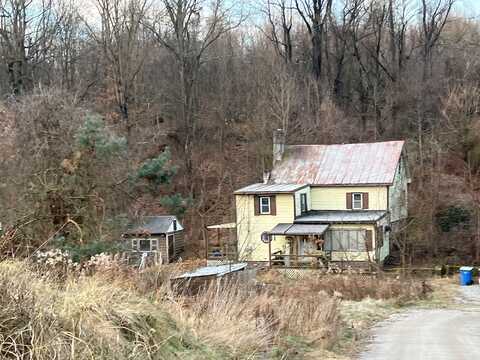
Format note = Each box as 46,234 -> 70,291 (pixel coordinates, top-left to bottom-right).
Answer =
460,266 -> 474,286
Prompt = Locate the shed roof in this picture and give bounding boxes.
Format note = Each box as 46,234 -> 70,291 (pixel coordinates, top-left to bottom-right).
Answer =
174,263 -> 248,279
269,223 -> 329,236
234,183 -> 308,194
271,140 -> 404,185
295,210 -> 387,223
124,216 -> 183,235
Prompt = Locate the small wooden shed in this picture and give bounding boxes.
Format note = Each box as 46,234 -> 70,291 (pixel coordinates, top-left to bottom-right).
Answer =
123,216 -> 185,264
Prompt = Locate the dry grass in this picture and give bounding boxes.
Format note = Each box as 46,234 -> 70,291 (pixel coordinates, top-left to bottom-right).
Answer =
163,279 -> 342,358
0,261 -> 342,359
260,270 -> 431,304
0,261 -> 439,359
0,261 -> 222,359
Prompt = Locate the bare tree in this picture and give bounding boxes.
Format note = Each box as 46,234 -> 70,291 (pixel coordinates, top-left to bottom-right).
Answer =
417,0 -> 454,169
263,0 -> 293,63
147,0 -> 241,185
0,0 -> 62,94
87,0 -> 148,142
328,0 -> 365,100
295,0 -> 333,80
421,0 -> 454,81
56,2 -> 82,90
387,0 -> 414,136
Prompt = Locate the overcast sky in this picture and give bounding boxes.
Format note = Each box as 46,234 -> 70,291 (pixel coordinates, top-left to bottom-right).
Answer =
456,0 -> 480,19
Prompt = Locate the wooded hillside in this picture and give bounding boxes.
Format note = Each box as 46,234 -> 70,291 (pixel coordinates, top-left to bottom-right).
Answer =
0,0 -> 478,265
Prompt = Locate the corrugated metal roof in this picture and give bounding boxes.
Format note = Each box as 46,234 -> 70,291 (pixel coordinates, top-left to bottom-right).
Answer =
271,141 -> 404,185
295,210 -> 387,223
269,223 -> 329,235
269,223 -> 294,235
124,216 -> 182,235
234,183 -> 308,194
174,263 -> 248,279
287,223 -> 330,235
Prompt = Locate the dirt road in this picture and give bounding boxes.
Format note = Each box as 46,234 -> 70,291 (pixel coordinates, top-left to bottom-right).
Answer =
359,286 -> 480,360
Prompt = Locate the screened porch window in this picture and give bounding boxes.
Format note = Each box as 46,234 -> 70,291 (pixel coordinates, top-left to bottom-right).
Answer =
324,230 -> 366,251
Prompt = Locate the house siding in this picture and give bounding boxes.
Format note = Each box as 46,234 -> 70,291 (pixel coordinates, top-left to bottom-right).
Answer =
388,156 -> 408,222
174,231 -> 185,257
236,193 -> 294,261
310,186 -> 388,211
158,236 -> 168,264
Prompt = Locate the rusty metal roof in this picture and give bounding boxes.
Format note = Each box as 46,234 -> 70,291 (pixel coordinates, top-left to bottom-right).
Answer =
271,140 -> 404,185
269,223 -> 329,235
234,183 -> 308,194
295,210 -> 387,223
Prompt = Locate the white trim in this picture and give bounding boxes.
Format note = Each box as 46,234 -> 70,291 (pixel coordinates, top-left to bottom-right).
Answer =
259,196 -> 271,214
352,193 -> 363,210
167,217 -> 184,232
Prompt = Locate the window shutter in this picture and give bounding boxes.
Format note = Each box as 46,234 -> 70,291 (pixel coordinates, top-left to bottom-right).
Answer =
363,192 -> 369,209
254,196 -> 260,216
365,230 -> 373,251
346,193 -> 352,209
270,196 -> 277,215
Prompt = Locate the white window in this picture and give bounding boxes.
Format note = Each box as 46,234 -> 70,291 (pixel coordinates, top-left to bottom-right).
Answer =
260,196 -> 271,214
132,238 -> 159,252
139,239 -> 151,251
352,193 -> 363,210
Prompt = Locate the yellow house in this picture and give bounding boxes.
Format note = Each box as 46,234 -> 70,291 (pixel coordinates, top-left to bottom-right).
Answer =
234,130 -> 409,268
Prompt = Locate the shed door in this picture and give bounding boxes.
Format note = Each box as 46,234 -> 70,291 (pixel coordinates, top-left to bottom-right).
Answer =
167,234 -> 175,262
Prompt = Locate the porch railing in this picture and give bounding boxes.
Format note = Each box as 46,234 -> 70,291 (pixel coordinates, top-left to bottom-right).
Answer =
269,252 -> 332,269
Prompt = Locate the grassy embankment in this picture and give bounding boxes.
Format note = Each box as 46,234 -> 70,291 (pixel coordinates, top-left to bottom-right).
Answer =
0,260 -> 457,359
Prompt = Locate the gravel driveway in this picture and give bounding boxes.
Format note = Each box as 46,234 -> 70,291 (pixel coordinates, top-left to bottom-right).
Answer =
358,285 -> 480,360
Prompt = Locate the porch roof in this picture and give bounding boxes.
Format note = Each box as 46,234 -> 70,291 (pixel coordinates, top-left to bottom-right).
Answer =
295,210 -> 387,223
269,223 -> 330,236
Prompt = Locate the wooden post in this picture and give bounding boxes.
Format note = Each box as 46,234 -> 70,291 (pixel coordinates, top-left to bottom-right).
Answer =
205,228 -> 209,260
269,236 -> 272,268
217,228 -> 221,257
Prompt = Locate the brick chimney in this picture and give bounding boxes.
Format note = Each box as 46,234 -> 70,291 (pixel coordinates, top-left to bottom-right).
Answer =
263,171 -> 271,184
273,129 -> 286,165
